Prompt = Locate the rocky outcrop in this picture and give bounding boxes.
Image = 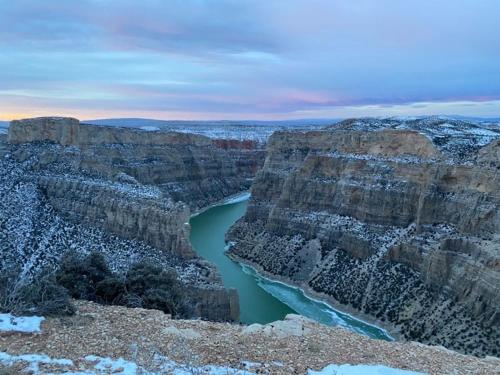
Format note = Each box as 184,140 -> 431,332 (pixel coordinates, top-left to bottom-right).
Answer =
187,284 -> 240,322
1,301 -> 499,375
477,139 -> 500,168
228,117 -> 500,356
37,176 -> 194,259
8,117 -> 212,147
2,116 -> 268,322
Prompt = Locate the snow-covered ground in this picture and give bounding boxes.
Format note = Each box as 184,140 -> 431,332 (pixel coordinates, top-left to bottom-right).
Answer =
0,352 -> 72,374
0,314 -> 259,374
139,126 -> 161,132
0,350 -> 426,375
0,314 -> 44,333
85,118 -> 336,144
0,351 -> 257,374
309,364 -> 424,375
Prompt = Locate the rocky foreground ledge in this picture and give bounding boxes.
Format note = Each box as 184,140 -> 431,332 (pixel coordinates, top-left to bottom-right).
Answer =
1,301 -> 499,375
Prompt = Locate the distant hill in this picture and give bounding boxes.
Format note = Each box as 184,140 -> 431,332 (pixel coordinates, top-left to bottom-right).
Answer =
447,115 -> 500,123
85,118 -> 340,128
86,116 -> 500,130
84,118 -> 341,143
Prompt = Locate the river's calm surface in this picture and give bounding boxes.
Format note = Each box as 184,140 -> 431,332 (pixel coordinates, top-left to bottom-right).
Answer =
189,195 -> 392,340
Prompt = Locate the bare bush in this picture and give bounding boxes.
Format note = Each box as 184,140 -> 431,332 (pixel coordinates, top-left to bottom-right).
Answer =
0,267 -> 74,316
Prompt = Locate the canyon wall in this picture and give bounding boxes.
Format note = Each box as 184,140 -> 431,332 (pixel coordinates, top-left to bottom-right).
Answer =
9,117 -> 265,211
2,117 -> 266,322
228,117 -> 500,356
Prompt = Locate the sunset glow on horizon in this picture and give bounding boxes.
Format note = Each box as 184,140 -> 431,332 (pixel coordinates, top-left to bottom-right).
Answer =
1,1 -> 499,121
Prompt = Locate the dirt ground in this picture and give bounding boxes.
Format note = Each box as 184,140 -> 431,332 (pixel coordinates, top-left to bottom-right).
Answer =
0,301 -> 498,374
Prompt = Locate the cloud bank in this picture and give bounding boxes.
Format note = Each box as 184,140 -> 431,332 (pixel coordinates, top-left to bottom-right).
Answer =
0,0 -> 499,120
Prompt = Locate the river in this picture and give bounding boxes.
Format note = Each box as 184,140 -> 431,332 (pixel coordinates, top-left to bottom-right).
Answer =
189,194 -> 392,340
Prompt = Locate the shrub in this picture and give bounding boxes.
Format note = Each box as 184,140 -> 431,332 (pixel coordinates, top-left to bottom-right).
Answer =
54,253 -> 190,318
0,268 -> 74,316
124,261 -> 187,317
56,251 -> 114,301
95,277 -> 125,304
125,262 -> 179,295
16,272 -> 75,316
0,267 -> 19,309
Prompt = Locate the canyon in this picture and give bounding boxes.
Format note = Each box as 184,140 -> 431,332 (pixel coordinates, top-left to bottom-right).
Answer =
227,117 -> 500,357
1,116 -> 499,369
1,117 -> 266,322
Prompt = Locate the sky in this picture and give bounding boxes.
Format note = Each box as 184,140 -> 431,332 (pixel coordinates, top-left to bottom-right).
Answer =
0,0 -> 499,121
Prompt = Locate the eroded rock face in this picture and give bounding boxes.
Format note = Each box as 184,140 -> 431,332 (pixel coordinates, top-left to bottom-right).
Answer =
228,117 -> 500,356
2,117 -> 266,322
8,117 -> 212,147
37,176 -> 194,259
9,117 -> 265,211
477,139 -> 500,168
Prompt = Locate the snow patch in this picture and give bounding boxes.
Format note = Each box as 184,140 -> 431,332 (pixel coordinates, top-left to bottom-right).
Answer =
308,363 -> 425,375
84,355 -> 139,374
151,353 -> 256,374
139,126 -> 160,131
0,351 -> 257,374
0,313 -> 44,333
0,352 -> 430,375
0,352 -> 73,374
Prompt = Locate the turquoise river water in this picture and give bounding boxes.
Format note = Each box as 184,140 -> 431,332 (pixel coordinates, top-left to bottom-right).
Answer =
189,194 -> 392,340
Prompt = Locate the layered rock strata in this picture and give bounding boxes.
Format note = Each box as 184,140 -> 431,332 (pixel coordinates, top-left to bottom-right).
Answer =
9,117 -> 265,211
2,117 -> 265,321
228,117 -> 500,356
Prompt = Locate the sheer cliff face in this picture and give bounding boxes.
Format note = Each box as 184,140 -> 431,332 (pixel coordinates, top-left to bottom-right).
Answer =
2,117 -> 265,322
228,118 -> 500,356
9,117 -> 264,211
7,117 -> 265,261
